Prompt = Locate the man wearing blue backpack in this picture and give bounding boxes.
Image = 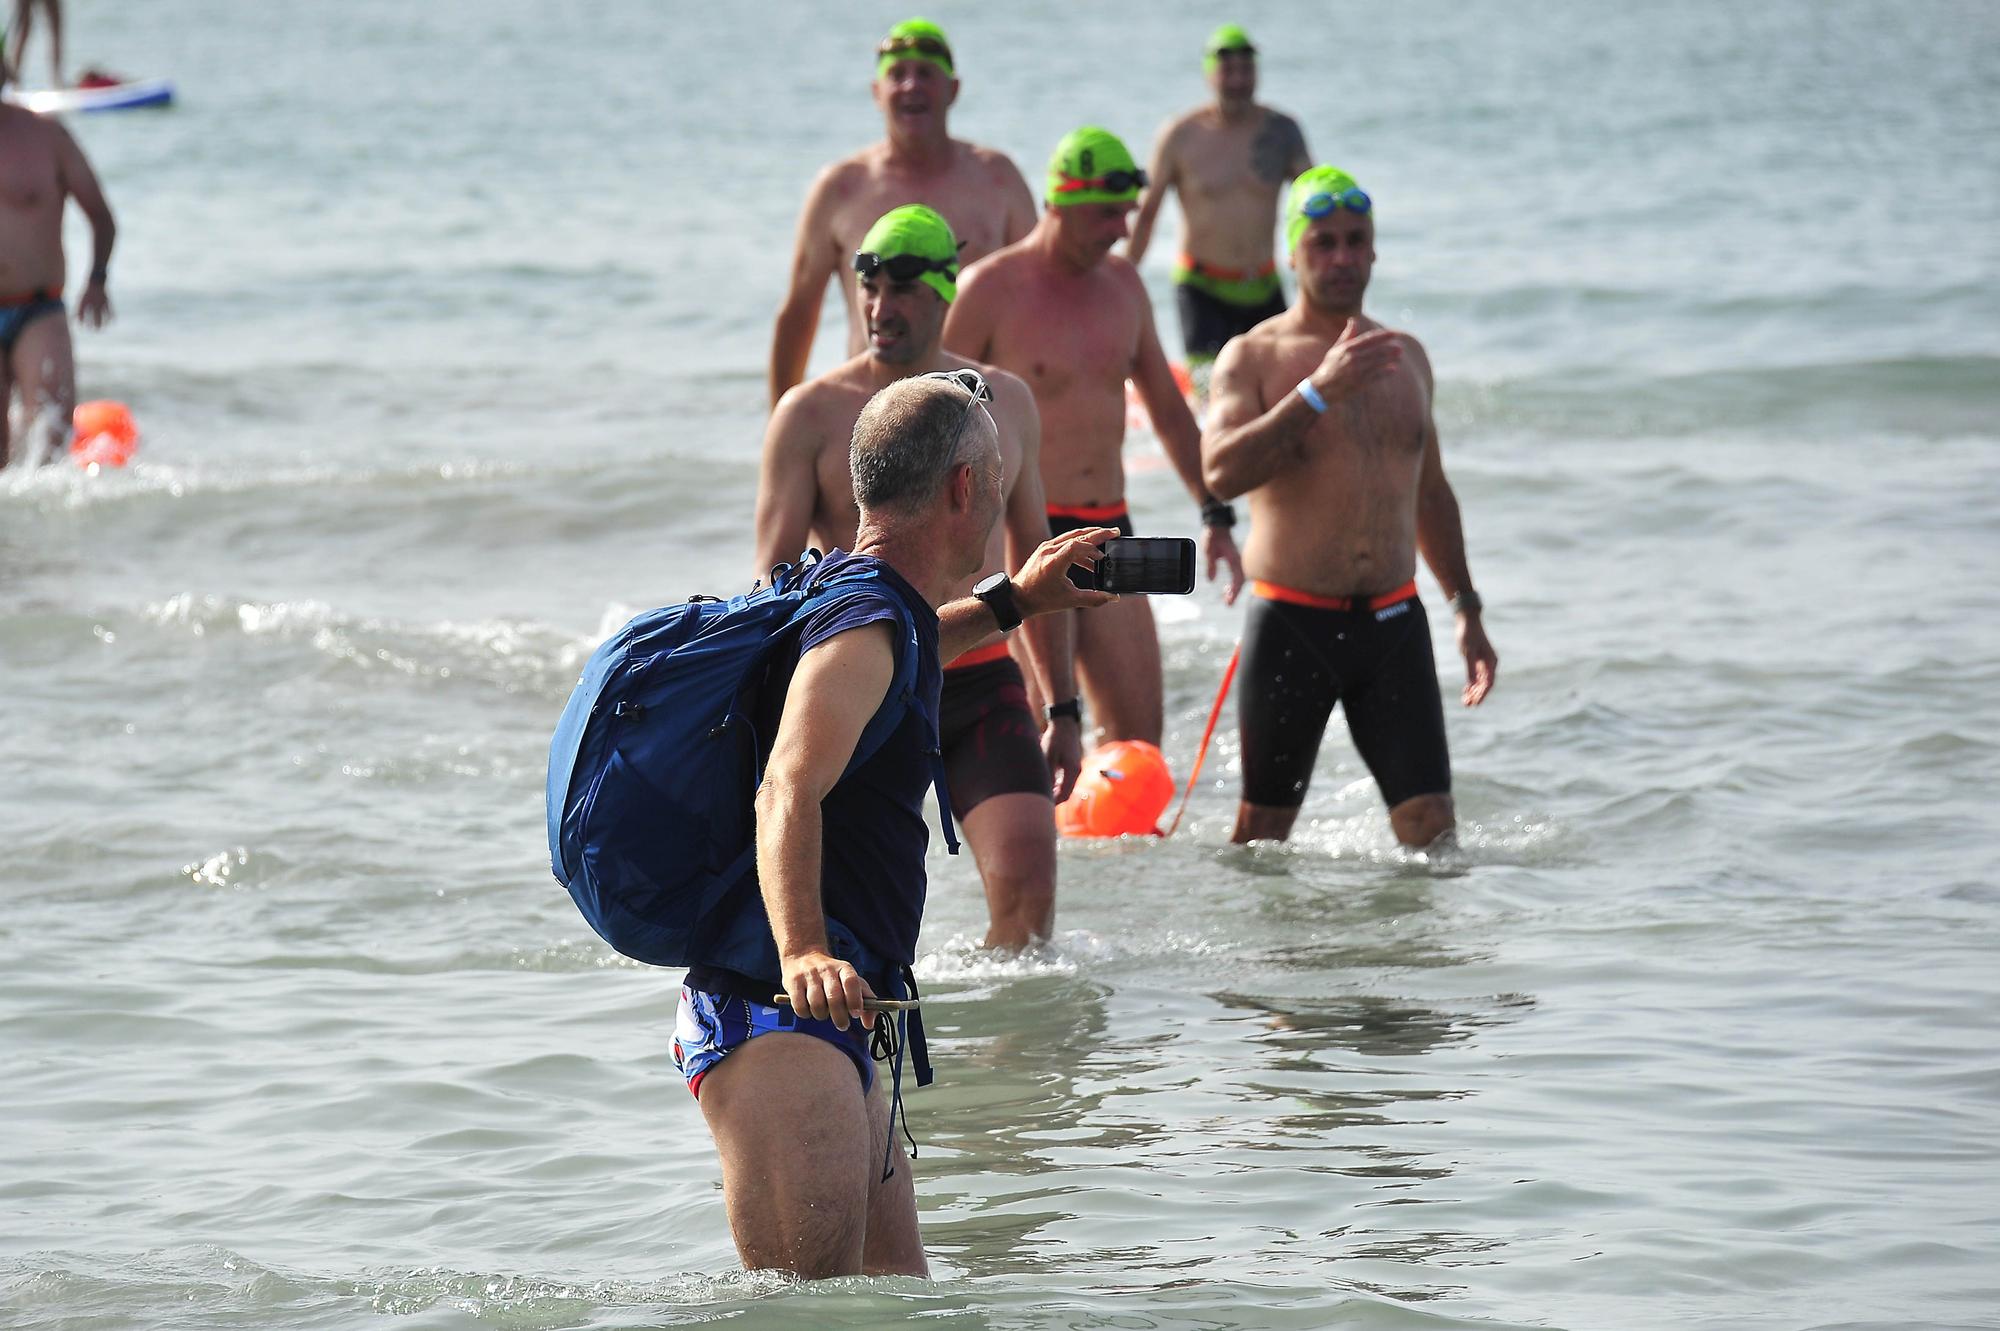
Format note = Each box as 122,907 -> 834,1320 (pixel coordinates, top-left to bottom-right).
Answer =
684,375 -> 1113,1277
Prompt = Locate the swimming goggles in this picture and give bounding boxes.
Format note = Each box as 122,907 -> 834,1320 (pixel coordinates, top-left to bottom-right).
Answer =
854,251 -> 959,283
1052,168 -> 1149,197
877,35 -> 953,64
1299,187 -> 1372,219
920,367 -> 992,455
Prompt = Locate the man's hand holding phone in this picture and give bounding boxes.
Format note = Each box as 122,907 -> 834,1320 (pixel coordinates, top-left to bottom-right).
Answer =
1014,527 -> 1123,618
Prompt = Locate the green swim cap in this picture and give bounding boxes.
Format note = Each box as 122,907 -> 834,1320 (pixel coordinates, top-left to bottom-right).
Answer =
1047,127 -> 1143,207
1203,23 -> 1256,71
877,18 -> 954,79
1286,166 -> 1372,252
857,204 -> 960,304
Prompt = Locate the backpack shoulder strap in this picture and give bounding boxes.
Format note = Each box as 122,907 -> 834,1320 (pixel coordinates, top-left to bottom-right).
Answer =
797,569 -> 961,858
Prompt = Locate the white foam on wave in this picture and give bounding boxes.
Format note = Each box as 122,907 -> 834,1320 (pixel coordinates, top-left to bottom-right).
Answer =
916,926 -> 1229,994
141,592 -> 599,692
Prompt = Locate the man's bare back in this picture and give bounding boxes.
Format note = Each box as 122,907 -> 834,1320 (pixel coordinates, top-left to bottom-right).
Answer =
1211,311 -> 1434,597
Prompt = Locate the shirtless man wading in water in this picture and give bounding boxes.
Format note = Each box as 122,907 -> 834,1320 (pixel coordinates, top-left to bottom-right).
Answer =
0,45 -> 114,468
946,126 -> 1245,747
767,18 -> 1036,407
1127,24 -> 1312,371
1202,168 -> 1498,848
756,205 -> 1082,950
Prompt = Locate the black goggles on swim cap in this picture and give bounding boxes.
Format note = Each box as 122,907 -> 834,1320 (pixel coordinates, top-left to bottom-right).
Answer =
1052,168 -> 1149,198
877,34 -> 953,64
853,251 -> 959,283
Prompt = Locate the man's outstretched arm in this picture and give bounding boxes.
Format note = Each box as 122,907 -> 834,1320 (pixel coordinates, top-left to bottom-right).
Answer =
1125,121 -> 1179,266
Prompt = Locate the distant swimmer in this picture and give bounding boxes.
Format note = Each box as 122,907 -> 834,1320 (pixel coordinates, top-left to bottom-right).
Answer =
1202,168 -> 1498,847
1127,24 -> 1313,371
946,126 -> 1244,746
756,205 -> 1081,950
0,45 -> 113,469
767,17 -> 1037,407
682,376 -> 1114,1278
3,1 -> 64,88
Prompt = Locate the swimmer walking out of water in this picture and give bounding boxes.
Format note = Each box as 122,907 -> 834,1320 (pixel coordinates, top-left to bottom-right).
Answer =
1202,167 -> 1498,848
768,18 -> 1037,407
756,205 -> 1081,950
946,127 -> 1245,747
1127,24 -> 1312,370
0,37 -> 114,469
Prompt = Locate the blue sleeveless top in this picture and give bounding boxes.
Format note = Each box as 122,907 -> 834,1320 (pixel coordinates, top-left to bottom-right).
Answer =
688,551 -> 941,992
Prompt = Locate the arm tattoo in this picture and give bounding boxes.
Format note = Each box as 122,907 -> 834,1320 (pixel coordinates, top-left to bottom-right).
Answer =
1251,114 -> 1307,185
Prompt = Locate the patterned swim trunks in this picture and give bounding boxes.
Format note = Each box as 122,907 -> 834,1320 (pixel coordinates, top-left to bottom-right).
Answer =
671,985 -> 875,1098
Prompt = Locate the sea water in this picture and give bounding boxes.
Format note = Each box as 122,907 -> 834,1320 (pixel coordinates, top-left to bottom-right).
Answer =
3,2 -> 1997,1327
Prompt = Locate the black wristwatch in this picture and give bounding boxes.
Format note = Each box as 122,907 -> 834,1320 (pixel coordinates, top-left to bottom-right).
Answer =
1200,496 -> 1236,529
1045,697 -> 1082,723
972,571 -> 1022,633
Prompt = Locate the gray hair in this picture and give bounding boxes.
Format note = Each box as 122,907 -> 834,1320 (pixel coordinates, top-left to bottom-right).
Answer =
849,377 -> 988,516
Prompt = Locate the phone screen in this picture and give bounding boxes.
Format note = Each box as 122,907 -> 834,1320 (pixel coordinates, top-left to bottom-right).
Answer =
1090,537 -> 1197,595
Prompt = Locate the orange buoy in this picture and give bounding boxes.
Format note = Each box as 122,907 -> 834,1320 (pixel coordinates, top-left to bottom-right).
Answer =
1056,740 -> 1175,838
71,399 -> 139,468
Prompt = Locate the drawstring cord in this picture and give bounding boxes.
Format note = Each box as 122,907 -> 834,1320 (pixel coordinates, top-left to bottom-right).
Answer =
872,1008 -> 918,1182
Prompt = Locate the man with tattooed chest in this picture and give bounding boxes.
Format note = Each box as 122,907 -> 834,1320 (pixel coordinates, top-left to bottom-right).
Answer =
1127,24 -> 1313,372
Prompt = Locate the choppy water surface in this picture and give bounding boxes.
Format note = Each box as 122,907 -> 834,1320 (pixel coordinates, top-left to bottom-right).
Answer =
4,2 -> 1997,1328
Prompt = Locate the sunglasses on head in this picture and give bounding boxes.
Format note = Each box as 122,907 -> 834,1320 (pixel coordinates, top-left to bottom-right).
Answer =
919,367 -> 992,458
1053,168 -> 1149,197
853,251 -> 958,284
878,35 -> 952,63
1300,187 -> 1372,220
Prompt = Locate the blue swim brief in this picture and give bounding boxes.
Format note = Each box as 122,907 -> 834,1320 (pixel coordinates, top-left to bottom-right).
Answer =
672,984 -> 875,1099
0,295 -> 64,355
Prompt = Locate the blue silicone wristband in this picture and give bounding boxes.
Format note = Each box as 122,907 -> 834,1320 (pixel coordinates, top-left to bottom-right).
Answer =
1295,378 -> 1328,413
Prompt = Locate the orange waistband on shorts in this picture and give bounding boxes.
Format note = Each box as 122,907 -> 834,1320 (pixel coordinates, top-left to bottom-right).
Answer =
1046,500 -> 1130,522
1252,578 -> 1419,612
945,640 -> 1015,671
0,288 -> 59,307
1177,253 -> 1278,282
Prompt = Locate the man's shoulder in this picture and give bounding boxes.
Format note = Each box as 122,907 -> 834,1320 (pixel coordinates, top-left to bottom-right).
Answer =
956,138 -> 1027,182
956,241 -> 1030,297
810,150 -> 877,198
1161,106 -> 1208,140
773,363 -> 871,439
1099,252 -> 1152,301
0,104 -> 59,145
1221,314 -> 1307,368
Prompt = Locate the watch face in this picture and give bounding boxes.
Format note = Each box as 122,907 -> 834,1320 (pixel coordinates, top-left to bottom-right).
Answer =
975,572 -> 1007,596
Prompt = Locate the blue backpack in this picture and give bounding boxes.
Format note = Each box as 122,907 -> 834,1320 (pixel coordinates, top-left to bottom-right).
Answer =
545,551 -> 958,985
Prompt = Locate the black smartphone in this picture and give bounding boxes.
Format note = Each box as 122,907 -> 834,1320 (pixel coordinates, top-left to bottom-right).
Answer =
1070,536 -> 1197,594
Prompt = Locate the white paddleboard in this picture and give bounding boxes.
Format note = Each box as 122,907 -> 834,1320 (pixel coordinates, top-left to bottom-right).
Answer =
4,77 -> 173,114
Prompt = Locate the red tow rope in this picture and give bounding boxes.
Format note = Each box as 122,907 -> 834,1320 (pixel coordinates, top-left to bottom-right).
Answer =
1163,641 -> 1240,837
